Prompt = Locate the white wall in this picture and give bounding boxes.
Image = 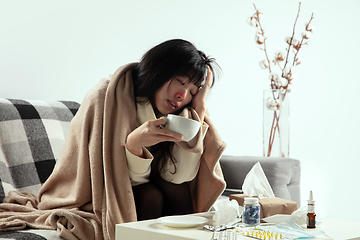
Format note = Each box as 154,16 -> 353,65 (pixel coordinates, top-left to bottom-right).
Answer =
1,0 -> 359,222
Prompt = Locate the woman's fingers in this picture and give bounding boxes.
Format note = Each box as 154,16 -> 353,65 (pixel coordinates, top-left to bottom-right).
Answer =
157,129 -> 183,140
195,68 -> 212,100
152,118 -> 167,129
150,118 -> 183,140
126,118 -> 184,157
129,119 -> 182,148
190,67 -> 213,123
204,66 -> 213,88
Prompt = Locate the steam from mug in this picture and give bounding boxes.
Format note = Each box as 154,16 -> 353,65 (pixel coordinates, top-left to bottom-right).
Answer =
162,114 -> 201,142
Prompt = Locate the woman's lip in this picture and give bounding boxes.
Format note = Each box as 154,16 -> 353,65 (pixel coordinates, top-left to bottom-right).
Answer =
167,100 -> 177,110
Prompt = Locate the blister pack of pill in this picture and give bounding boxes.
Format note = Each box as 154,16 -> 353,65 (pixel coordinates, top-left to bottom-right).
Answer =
244,230 -> 283,239
211,229 -> 237,240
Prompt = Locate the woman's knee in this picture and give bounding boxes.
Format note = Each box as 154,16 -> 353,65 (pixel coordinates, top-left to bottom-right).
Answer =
142,183 -> 163,205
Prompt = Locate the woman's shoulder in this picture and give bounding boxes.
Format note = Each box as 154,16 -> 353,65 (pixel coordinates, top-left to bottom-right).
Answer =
82,77 -> 110,108
83,63 -> 139,106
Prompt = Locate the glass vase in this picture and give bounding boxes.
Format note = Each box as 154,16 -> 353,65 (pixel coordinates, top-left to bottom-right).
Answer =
263,89 -> 289,157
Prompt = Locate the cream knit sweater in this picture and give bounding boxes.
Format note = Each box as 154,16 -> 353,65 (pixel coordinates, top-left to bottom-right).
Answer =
126,102 -> 208,186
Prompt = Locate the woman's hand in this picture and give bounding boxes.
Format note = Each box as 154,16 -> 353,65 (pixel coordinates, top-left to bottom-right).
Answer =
126,118 -> 183,157
192,67 -> 212,123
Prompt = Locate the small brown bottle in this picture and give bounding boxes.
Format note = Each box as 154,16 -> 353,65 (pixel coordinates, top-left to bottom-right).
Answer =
307,190 -> 316,228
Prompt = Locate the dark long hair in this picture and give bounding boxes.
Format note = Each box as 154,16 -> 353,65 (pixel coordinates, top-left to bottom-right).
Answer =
132,39 -> 220,178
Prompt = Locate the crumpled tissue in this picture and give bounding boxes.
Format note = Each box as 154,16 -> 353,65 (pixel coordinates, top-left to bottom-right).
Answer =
263,206 -> 319,226
242,162 -> 275,199
213,198 -> 240,225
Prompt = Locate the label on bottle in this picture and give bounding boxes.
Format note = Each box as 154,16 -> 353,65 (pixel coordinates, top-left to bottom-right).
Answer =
307,203 -> 315,213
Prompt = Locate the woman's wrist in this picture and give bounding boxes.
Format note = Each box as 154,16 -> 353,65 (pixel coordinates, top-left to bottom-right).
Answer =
126,138 -> 144,158
195,105 -> 206,123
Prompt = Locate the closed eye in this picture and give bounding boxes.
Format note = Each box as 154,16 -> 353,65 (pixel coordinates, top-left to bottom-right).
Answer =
175,77 -> 198,97
190,90 -> 198,97
177,79 -> 185,85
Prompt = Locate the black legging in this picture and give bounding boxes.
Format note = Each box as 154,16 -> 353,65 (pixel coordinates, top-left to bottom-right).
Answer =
132,174 -> 194,221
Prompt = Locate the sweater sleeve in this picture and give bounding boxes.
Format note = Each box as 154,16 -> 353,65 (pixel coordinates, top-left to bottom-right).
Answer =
125,145 -> 153,186
161,123 -> 209,183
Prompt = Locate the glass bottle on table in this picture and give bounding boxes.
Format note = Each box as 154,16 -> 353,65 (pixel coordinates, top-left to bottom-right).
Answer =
242,197 -> 260,227
307,190 -> 316,228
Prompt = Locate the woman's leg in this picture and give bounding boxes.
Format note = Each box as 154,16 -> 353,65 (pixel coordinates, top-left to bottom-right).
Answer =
132,182 -> 163,221
152,176 -> 194,216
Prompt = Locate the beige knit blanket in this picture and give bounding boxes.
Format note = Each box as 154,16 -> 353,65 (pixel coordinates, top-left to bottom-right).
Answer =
0,63 -> 226,240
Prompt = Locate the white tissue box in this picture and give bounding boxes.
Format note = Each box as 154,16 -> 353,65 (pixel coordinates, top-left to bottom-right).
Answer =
229,194 -> 298,219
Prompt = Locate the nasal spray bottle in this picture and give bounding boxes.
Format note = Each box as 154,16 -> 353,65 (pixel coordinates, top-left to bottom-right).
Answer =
307,190 -> 316,228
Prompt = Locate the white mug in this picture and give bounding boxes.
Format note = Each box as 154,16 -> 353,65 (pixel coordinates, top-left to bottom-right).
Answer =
162,114 -> 201,142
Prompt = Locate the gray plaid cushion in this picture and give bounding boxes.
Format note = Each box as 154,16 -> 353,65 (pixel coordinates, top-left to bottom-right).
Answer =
0,99 -> 80,202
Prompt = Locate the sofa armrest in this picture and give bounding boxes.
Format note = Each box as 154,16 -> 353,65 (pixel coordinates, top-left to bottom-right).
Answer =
219,155 -> 301,206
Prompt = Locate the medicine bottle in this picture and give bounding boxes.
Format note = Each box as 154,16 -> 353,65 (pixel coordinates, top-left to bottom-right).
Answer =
307,190 -> 316,228
242,197 -> 260,226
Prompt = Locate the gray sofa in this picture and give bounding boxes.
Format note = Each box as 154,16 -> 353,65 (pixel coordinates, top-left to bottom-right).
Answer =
0,98 -> 301,239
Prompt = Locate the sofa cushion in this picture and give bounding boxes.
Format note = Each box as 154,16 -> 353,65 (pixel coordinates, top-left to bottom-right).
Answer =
0,99 -> 80,202
220,155 -> 301,206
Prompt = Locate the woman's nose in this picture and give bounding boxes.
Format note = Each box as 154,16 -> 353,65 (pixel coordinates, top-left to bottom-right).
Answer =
175,91 -> 186,101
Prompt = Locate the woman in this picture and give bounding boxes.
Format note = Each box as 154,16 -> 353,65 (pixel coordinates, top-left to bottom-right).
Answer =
0,39 -> 226,240
126,39 -> 220,220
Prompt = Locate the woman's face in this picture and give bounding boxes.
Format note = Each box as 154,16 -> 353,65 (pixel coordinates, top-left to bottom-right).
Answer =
154,76 -> 199,116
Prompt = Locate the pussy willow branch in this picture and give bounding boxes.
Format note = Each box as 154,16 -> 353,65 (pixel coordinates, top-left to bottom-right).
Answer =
267,111 -> 280,156
282,2 -> 301,74
254,3 -> 314,157
292,12 -> 314,66
252,3 -> 281,156
267,113 -> 276,156
253,3 -> 272,73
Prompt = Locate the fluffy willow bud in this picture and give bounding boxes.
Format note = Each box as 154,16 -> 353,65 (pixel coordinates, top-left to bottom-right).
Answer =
274,51 -> 285,63
278,78 -> 288,88
291,38 -> 299,47
247,16 -> 257,27
285,37 -> 299,47
256,12 -> 264,20
259,59 -> 269,69
269,72 -> 279,81
286,82 -> 293,92
255,34 -> 265,45
291,38 -> 301,51
305,23 -> 315,33
270,73 -> 288,88
294,56 -> 302,65
301,31 -> 312,39
283,66 -> 295,80
266,97 -> 280,110
285,37 -> 292,45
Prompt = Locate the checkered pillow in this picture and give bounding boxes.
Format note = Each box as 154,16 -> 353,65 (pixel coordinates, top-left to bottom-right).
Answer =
0,99 -> 80,202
